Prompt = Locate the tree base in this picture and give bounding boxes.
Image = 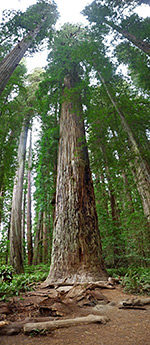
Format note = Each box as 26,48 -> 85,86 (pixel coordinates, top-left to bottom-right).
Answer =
45,270 -> 108,286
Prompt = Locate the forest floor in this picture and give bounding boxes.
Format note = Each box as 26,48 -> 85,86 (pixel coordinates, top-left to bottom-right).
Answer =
0,284 -> 150,345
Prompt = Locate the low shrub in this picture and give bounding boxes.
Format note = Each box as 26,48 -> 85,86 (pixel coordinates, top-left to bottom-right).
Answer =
0,263 -> 49,300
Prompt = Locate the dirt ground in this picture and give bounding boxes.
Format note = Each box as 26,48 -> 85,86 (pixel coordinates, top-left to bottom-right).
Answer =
1,286 -> 150,345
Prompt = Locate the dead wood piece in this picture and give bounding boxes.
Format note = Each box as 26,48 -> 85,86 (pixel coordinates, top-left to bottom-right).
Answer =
65,283 -> 111,301
65,285 -> 86,299
26,292 -> 49,297
24,314 -> 109,334
86,289 -> 108,302
0,314 -> 6,321
0,305 -> 11,315
56,286 -> 73,293
21,303 -> 34,308
28,289 -> 59,299
0,321 -> 9,328
0,321 -> 24,335
120,297 -> 150,307
0,317 -> 56,336
25,316 -> 55,323
39,302 -> 71,317
77,297 -> 97,308
119,306 -> 146,310
107,277 -> 120,286
86,282 -> 115,289
39,282 -> 56,289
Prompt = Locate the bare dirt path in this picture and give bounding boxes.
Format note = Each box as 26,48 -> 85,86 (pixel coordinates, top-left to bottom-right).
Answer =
1,287 -> 150,345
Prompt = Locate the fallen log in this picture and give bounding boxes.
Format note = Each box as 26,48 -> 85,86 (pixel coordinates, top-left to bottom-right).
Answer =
0,317 -> 55,336
24,314 -> 109,334
119,297 -> 150,307
0,321 -> 24,335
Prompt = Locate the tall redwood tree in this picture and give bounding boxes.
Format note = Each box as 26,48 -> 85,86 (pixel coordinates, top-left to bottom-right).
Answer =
46,69 -> 107,284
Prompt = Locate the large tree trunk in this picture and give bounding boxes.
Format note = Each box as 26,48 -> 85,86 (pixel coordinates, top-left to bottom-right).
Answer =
10,124 -> 28,273
0,24 -> 41,96
46,74 -> 107,284
27,129 -> 33,266
97,71 -> 150,224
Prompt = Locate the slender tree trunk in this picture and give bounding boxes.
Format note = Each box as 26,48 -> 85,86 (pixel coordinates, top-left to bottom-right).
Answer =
5,213 -> 11,265
0,24 -> 42,96
97,71 -> 150,223
47,73 -> 107,284
43,211 -> 48,264
106,21 -> 150,56
27,129 -> 33,266
33,210 -> 42,265
130,162 -> 150,224
100,141 -> 121,266
10,124 -> 28,273
0,189 -> 4,229
22,188 -> 26,263
122,172 -> 135,214
39,217 -> 43,264
98,173 -> 109,216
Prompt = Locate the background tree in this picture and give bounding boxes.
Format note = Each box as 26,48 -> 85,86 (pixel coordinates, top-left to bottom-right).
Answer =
27,127 -> 33,266
33,68 -> 60,265
9,68 -> 44,273
0,0 -> 58,96
85,82 -> 150,267
83,1 -> 150,55
10,122 -> 29,273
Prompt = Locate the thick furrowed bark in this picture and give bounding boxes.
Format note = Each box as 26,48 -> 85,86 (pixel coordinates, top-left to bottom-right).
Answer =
47,74 -> 107,284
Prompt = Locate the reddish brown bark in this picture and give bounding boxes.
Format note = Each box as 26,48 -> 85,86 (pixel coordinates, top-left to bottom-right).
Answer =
47,73 -> 107,284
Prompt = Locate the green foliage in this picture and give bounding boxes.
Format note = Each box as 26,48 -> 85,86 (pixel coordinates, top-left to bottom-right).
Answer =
116,42 -> 150,92
0,1 -> 150,285
86,79 -> 150,268
121,267 -> 150,294
0,0 -> 58,57
0,264 -> 49,300
0,265 -> 14,282
107,267 -> 127,277
107,266 -> 150,294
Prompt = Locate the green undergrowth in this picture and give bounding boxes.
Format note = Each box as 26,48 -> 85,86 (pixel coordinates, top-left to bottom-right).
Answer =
0,263 -> 49,300
107,266 -> 150,294
1,264 -> 150,300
